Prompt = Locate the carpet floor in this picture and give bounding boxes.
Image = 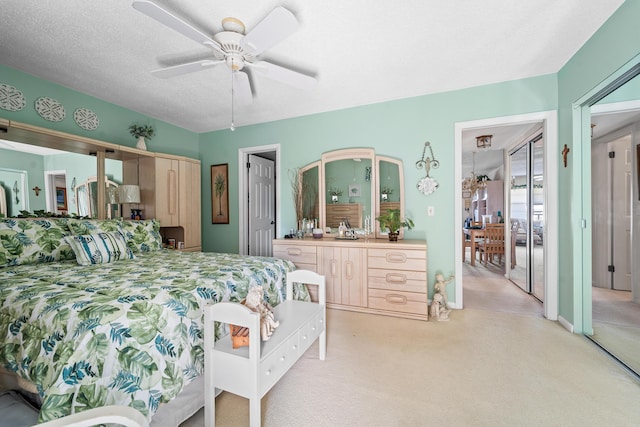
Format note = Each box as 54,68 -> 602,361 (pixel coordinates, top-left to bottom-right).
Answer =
182,306 -> 640,426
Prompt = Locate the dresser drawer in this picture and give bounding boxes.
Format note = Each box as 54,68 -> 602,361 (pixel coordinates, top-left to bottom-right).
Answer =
299,312 -> 323,354
273,245 -> 317,265
367,248 -> 425,271
368,269 -> 426,294
261,332 -> 298,390
368,289 -> 427,315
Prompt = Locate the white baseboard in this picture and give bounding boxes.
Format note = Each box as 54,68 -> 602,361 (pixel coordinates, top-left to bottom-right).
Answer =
558,315 -> 574,333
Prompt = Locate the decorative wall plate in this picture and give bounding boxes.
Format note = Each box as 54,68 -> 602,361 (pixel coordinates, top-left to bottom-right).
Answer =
417,176 -> 439,195
73,108 -> 99,130
35,96 -> 65,122
0,83 -> 26,111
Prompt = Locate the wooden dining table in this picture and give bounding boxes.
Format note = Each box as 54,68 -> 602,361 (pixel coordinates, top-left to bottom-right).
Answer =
463,227 -> 485,266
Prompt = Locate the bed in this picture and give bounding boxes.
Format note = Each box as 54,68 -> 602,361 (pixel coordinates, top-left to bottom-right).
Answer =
0,217 -> 306,424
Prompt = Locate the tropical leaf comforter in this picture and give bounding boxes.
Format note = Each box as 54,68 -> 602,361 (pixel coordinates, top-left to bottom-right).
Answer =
0,250 -> 305,422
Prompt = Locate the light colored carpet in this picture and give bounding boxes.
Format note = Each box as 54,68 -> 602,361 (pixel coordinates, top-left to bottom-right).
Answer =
181,307 -> 640,426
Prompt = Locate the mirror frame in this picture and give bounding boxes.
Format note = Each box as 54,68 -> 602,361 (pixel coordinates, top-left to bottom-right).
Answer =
375,155 -> 405,239
319,148 -> 377,235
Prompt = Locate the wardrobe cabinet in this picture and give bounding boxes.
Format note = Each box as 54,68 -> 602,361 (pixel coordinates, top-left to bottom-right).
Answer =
136,155 -> 202,251
272,238 -> 428,320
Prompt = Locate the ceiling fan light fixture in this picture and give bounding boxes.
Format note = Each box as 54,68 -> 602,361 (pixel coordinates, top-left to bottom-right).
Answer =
476,135 -> 492,149
221,17 -> 246,34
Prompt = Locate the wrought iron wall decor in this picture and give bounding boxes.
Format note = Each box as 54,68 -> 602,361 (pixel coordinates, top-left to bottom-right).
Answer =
416,141 -> 439,195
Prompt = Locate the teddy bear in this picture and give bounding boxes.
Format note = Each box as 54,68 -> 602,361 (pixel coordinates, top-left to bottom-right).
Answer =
244,285 -> 280,341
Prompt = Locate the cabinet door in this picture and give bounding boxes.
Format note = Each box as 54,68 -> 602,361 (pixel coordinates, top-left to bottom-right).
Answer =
320,246 -> 364,307
179,159 -> 201,249
156,157 -> 179,226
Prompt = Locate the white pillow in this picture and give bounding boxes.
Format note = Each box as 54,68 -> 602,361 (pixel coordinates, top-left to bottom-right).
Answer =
65,231 -> 135,266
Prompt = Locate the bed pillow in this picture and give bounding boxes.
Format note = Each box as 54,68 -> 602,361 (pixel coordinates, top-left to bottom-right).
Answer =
120,219 -> 163,253
67,218 -> 123,235
0,218 -> 75,267
65,230 -> 135,265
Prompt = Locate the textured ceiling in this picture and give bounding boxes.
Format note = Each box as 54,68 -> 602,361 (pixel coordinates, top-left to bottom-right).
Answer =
0,0 -> 625,133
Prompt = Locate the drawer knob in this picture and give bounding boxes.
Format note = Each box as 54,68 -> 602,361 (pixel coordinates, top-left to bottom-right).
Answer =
386,294 -> 407,304
292,344 -> 298,350
302,334 -> 308,340
386,253 -> 407,263
280,356 -> 286,362
287,248 -> 302,256
266,369 -> 271,376
311,326 -> 316,331
386,273 -> 407,284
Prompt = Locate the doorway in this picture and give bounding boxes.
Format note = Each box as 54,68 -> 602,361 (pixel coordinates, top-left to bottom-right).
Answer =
454,111 -> 558,320
238,144 -> 280,256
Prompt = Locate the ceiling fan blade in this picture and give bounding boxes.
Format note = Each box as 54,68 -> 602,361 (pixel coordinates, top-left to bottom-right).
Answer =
152,59 -> 223,79
233,71 -> 253,107
249,61 -> 317,91
240,7 -> 299,55
132,0 -> 222,53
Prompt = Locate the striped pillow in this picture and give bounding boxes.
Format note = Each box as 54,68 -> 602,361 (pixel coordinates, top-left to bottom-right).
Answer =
65,231 -> 135,266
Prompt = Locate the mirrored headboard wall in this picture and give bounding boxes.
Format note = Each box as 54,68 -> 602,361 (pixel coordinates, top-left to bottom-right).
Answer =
300,148 -> 405,239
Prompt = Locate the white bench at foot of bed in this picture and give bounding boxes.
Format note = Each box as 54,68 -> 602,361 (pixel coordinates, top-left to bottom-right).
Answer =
204,270 -> 326,427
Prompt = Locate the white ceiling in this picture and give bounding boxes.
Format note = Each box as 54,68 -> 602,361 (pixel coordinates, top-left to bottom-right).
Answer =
0,0 -> 625,133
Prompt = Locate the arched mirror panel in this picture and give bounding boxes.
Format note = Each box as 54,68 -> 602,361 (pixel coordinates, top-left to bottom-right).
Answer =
375,156 -> 405,238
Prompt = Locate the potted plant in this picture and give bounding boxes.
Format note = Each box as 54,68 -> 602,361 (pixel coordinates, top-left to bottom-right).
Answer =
376,208 -> 414,241
380,185 -> 393,201
129,124 -> 155,150
329,187 -> 343,203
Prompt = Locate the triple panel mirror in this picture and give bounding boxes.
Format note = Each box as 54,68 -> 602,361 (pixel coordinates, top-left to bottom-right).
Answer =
298,148 -> 405,239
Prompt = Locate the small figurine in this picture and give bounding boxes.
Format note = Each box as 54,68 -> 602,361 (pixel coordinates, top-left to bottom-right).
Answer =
430,273 -> 454,322
244,286 -> 279,341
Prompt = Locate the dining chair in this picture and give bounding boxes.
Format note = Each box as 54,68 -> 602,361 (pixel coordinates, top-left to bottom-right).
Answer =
462,229 -> 482,263
478,224 -> 505,266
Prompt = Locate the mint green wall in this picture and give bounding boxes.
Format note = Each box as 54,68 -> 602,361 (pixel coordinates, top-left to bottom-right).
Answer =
557,0 -> 640,331
0,65 -> 200,159
0,148 -> 45,212
199,74 -> 557,299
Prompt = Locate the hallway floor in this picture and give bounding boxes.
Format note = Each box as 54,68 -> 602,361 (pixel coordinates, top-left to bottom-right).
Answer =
463,248 -> 640,377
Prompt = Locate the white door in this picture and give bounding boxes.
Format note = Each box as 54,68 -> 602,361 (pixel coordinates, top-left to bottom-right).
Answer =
610,136 -> 632,291
248,154 -> 275,256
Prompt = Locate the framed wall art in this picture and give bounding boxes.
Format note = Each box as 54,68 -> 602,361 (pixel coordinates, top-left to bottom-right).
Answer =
55,187 -> 67,211
211,164 -> 229,224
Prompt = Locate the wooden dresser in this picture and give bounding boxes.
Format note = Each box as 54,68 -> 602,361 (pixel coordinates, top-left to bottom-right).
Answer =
273,238 -> 428,320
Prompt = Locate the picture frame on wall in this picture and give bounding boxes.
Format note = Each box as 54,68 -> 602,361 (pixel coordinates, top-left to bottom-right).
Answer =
55,187 -> 67,211
211,164 -> 229,224
349,184 -> 361,198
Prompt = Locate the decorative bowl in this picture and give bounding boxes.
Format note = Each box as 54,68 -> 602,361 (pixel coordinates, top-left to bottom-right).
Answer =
312,228 -> 324,239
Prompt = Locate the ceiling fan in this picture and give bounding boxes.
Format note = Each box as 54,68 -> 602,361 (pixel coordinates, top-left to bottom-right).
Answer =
132,1 -> 317,111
